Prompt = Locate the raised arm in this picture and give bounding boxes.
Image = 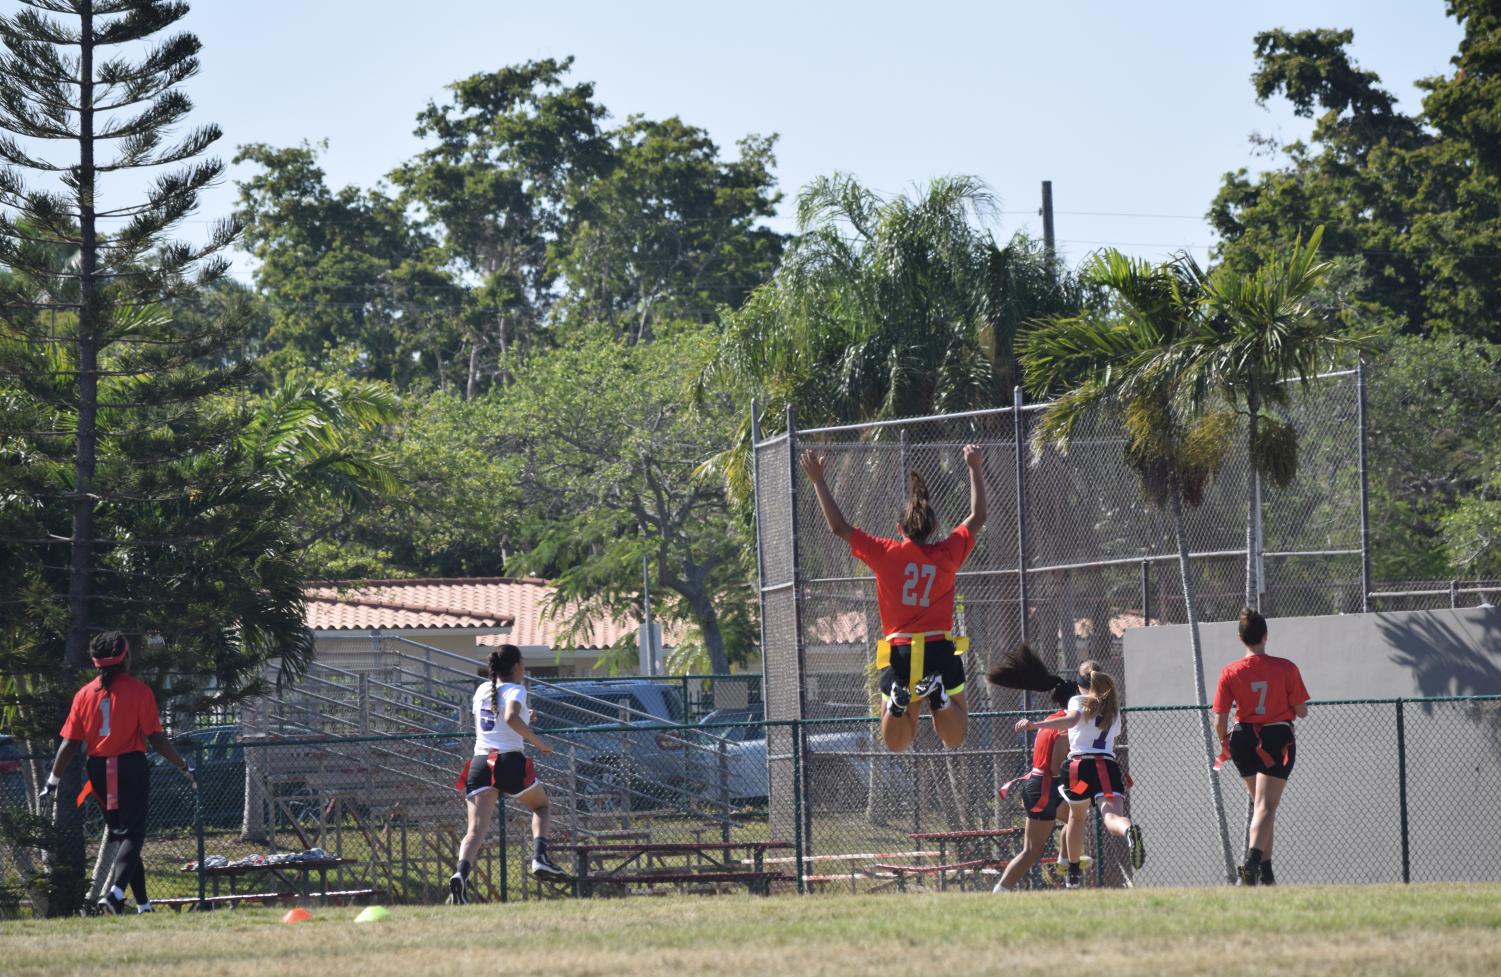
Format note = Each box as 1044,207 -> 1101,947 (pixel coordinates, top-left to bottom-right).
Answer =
960,444 -> 986,533
1015,707 -> 1081,733
799,450 -> 853,542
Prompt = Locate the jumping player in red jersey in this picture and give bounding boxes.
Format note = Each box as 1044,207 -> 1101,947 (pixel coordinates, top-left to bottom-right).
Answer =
1016,667 -> 1145,885
1213,608 -> 1309,886
449,645 -> 566,904
986,642 -> 1083,892
801,444 -> 986,752
39,631 -> 195,915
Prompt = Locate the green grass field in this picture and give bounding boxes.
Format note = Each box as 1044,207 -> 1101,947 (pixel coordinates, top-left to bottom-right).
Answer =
5,884 -> 1500,977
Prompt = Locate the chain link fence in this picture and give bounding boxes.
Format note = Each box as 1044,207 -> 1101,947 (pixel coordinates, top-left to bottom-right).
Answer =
3,694 -> 1496,914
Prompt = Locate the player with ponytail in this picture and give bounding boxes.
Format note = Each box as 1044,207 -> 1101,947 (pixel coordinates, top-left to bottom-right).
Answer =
449,644 -> 565,904
40,630 -> 195,914
1016,665 -> 1145,885
986,643 -> 1084,891
801,444 -> 986,752
1213,608 -> 1309,886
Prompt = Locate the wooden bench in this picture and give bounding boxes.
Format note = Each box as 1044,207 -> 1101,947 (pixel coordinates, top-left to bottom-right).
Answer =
579,871 -> 787,897
558,840 -> 792,899
873,858 -> 997,892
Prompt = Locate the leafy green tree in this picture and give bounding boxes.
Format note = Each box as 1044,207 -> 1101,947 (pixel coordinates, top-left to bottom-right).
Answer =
1210,6 -> 1501,341
391,58 -> 610,393
234,142 -> 464,389
1020,251 -> 1239,883
499,324 -> 755,674
553,116 -> 783,342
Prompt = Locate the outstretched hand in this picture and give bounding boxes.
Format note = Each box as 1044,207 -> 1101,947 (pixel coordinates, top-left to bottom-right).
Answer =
799,449 -> 826,481
963,444 -> 982,469
1013,718 -> 1031,733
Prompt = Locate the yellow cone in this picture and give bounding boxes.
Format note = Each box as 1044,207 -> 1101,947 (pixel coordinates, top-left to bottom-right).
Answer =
353,905 -> 391,923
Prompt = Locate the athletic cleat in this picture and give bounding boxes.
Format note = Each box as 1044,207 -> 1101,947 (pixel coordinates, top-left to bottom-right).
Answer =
135,903 -> 154,914
1064,865 -> 1083,890
448,873 -> 468,905
912,673 -> 944,703
887,683 -> 911,717
991,881 -> 1012,893
530,852 -> 569,880
1259,862 -> 1276,886
98,891 -> 126,916
1127,824 -> 1146,870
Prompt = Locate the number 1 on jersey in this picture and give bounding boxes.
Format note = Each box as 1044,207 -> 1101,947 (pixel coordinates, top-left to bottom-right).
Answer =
901,562 -> 936,607
99,696 -> 112,737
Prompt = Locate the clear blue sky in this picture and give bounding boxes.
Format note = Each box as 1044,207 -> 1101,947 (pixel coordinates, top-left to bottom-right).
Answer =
164,1 -> 1463,277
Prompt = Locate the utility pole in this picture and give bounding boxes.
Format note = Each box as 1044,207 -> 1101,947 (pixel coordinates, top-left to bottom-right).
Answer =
1040,180 -> 1056,270
640,556 -> 656,675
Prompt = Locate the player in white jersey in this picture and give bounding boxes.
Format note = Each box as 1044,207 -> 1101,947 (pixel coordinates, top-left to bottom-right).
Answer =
1015,668 -> 1145,885
449,645 -> 567,904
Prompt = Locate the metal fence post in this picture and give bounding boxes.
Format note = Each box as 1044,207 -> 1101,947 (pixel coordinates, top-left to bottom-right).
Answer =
1140,560 -> 1152,625
790,722 -> 806,894
498,794 -> 508,903
193,743 -> 206,906
1396,699 -> 1411,884
1357,359 -> 1372,612
1093,805 -> 1105,888
786,406 -> 812,862
1014,387 -> 1032,753
1449,580 -> 1459,609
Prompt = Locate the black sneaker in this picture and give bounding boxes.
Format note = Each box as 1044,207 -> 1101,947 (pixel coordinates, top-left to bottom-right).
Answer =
912,673 -> 944,703
448,873 -> 467,905
1259,862 -> 1276,886
530,852 -> 568,880
887,683 -> 911,717
1127,824 -> 1146,870
1064,865 -> 1083,889
1237,864 -> 1256,886
98,891 -> 126,916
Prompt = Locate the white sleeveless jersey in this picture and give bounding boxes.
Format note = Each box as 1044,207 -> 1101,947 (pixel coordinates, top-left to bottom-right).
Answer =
472,681 -> 527,755
1066,694 -> 1121,756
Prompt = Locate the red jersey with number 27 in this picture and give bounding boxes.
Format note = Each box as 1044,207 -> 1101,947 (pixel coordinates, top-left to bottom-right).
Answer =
1213,654 -> 1309,725
849,524 -> 975,641
59,673 -> 163,757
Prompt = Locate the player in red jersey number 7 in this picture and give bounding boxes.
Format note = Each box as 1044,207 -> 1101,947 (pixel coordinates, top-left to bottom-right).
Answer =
1213,608 -> 1310,886
800,444 -> 985,752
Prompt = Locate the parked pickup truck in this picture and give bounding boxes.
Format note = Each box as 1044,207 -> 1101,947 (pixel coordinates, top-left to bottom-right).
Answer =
694,705 -> 872,807
528,679 -> 720,812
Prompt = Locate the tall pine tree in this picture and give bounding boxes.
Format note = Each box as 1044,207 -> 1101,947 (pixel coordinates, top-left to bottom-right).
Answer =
0,2 -> 340,914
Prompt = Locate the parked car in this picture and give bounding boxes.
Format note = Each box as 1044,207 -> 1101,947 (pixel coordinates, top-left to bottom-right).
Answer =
529,680 -> 715,811
148,725 -> 245,830
0,735 -> 31,811
694,705 -> 873,806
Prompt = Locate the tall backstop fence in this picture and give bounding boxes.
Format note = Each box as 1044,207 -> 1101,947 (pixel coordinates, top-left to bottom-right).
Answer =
3,695 -> 1496,914
752,369 -> 1367,850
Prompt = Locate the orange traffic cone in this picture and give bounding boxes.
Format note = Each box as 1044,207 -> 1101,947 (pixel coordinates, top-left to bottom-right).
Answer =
282,907 -> 312,924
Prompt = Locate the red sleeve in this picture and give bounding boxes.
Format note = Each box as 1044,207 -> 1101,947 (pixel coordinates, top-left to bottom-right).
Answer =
848,528 -> 891,568
943,524 -> 976,567
1286,663 -> 1309,706
59,685 -> 91,741
138,685 -> 163,738
1211,667 -> 1233,715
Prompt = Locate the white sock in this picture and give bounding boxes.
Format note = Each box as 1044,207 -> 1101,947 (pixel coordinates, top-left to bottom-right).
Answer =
136,901 -> 152,912
110,885 -> 125,901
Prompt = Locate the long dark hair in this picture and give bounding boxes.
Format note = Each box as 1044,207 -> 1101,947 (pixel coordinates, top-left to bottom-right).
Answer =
1238,607 -> 1268,647
488,644 -> 523,715
900,470 -> 937,543
90,630 -> 130,689
987,642 -> 1079,709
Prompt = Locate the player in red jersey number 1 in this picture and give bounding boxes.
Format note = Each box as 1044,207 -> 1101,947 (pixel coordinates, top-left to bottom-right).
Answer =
801,444 -> 986,752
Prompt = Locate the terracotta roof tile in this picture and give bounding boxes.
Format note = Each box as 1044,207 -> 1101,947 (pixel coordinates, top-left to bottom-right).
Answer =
305,577 -> 663,651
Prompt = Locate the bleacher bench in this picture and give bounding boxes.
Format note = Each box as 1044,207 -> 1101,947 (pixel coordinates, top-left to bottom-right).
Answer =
152,888 -> 378,911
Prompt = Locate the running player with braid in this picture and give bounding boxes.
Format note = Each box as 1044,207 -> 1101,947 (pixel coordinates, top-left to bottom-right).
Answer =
801,445 -> 986,751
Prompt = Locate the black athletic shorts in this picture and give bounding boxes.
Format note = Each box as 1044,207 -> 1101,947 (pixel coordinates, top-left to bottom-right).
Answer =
1228,723 -> 1296,779
1018,770 -> 1065,822
85,752 -> 150,841
460,750 -> 537,797
879,640 -> 966,698
1059,754 -> 1127,803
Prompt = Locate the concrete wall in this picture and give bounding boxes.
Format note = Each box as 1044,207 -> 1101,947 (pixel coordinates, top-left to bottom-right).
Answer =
1121,606 -> 1501,886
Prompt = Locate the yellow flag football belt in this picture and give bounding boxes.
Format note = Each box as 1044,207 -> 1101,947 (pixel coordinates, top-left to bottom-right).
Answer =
874,630 -> 969,687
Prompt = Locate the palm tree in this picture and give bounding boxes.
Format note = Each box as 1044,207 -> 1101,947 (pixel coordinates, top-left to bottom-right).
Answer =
707,173 -> 1083,430
1185,227 -> 1370,608
1018,249 -> 1240,883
